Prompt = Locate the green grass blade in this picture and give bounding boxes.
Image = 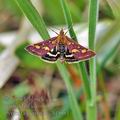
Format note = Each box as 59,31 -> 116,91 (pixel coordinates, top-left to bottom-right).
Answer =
106,0 -> 120,19
60,1 -> 85,119
60,0 -> 91,101
57,62 -> 83,120
69,3 -> 82,22
77,63 -> 91,99
60,0 -> 77,40
88,0 -> 99,120
14,0 -> 49,40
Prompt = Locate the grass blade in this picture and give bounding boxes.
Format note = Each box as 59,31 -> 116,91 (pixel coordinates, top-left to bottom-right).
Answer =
60,0 -> 92,103
106,0 -> 120,19
60,0 -> 77,40
60,2 -> 93,120
88,0 -> 99,120
57,62 -> 83,120
60,0 -> 91,101
14,0 -> 49,39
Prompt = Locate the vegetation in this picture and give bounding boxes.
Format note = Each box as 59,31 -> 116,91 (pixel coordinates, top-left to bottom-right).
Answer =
0,0 -> 119,120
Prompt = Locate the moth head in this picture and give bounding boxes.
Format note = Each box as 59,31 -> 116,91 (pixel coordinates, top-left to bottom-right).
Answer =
60,29 -> 65,35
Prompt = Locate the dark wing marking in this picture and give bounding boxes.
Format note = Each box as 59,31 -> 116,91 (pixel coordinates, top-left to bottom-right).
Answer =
25,37 -> 57,57
65,36 -> 96,61
42,47 -> 60,63
64,48 -> 80,63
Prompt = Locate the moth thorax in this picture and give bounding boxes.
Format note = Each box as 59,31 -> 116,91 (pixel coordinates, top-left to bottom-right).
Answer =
58,43 -> 66,53
58,43 -> 67,63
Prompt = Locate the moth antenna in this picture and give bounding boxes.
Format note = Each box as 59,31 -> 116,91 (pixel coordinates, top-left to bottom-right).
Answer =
64,25 -> 73,35
53,27 -> 61,31
49,27 -> 59,35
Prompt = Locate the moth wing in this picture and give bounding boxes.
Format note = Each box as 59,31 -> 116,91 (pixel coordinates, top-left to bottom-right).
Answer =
41,47 -> 60,63
64,49 -> 81,63
65,36 -> 96,62
25,37 -> 57,57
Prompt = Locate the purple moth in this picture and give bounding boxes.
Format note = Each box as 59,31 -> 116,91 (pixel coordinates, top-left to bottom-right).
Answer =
25,29 -> 96,63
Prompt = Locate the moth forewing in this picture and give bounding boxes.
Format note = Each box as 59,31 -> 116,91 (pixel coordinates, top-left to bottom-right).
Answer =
25,37 -> 58,56
65,36 -> 96,60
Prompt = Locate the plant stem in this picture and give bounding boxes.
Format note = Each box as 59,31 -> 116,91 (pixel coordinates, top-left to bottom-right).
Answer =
57,62 -> 83,120
60,0 -> 77,40
60,0 -> 91,100
88,0 -> 99,120
14,0 -> 49,40
77,63 -> 91,100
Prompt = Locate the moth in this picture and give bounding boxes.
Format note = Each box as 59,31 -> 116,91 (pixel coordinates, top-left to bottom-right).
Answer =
25,29 -> 96,63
